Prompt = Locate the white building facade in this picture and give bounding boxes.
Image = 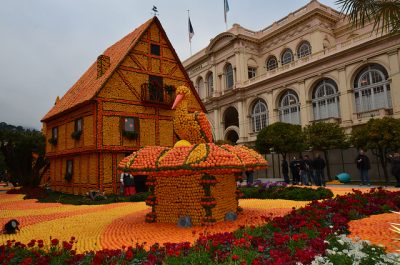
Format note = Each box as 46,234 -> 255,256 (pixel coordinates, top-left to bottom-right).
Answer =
183,0 -> 400,181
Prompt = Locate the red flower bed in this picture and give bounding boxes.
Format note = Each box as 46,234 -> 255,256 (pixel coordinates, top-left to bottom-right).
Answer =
1,188 -> 399,264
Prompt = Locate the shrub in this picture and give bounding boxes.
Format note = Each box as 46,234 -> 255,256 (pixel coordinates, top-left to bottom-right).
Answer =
240,186 -> 333,201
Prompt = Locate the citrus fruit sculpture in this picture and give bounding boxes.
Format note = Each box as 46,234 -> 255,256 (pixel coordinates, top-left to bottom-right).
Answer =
118,86 -> 267,226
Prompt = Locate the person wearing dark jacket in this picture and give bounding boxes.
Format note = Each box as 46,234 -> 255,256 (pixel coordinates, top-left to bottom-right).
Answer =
388,152 -> 400,187
281,158 -> 290,184
298,156 -> 309,186
303,155 -> 314,185
313,153 -> 326,186
290,156 -> 300,185
355,150 -> 371,186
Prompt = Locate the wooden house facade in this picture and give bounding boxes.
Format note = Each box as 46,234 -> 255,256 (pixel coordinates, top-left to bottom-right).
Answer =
41,17 -> 205,195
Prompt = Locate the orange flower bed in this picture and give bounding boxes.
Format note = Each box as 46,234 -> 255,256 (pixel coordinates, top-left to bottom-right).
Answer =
1,186 -> 399,253
100,207 -> 292,250
348,212 -> 400,253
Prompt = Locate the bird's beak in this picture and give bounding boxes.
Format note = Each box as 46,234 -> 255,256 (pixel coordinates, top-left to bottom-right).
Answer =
172,94 -> 184,110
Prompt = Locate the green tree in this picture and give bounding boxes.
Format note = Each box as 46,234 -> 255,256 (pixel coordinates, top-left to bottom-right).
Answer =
0,122 -> 48,187
303,122 -> 349,180
337,0 -> 400,34
255,122 -> 305,159
350,117 -> 400,183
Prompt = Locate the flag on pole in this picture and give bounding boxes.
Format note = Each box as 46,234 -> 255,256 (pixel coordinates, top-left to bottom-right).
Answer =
188,17 -> 194,42
224,0 -> 229,23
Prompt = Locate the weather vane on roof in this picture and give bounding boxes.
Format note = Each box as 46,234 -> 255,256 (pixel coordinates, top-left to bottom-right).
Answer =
152,5 -> 159,16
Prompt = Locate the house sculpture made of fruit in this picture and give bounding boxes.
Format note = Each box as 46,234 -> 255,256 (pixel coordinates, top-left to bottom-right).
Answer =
118,143 -> 267,225
119,85 -> 267,226
41,17 -> 205,195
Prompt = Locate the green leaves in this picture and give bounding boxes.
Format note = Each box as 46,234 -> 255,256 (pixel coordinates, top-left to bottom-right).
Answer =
350,117 -> 400,151
336,0 -> 400,34
303,122 -> 348,151
255,122 -> 305,156
0,122 -> 47,187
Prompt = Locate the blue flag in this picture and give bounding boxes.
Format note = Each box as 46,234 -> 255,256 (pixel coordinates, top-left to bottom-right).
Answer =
188,17 -> 194,42
224,0 -> 229,23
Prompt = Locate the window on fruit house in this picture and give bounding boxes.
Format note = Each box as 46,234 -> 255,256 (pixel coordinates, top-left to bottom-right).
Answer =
151,44 -> 160,56
52,127 -> 58,141
75,118 -> 83,132
64,159 -> 73,182
122,117 -> 140,140
124,117 -> 136,132
149,75 -> 163,102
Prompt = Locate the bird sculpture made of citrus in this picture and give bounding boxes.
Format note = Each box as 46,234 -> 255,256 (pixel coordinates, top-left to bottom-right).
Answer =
119,86 -> 267,226
171,86 -> 214,144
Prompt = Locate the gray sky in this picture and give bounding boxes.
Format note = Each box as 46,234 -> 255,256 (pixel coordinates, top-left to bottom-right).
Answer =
0,0 -> 338,130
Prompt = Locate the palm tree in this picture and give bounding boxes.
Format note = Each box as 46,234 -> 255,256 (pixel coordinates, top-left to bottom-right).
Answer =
336,0 -> 400,34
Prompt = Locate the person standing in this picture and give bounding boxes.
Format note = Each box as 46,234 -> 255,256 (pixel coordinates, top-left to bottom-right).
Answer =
281,158 -> 290,184
290,156 -> 300,185
119,172 -> 125,195
388,152 -> 400,187
313,153 -> 326,186
355,150 -> 371,186
298,156 -> 309,186
303,155 -> 314,185
245,170 -> 254,185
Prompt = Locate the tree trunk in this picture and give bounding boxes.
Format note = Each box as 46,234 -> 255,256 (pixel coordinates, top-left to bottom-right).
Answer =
378,149 -> 389,184
323,150 -> 332,181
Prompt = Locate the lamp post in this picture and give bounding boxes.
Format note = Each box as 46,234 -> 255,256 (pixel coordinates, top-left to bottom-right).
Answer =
269,147 -> 275,178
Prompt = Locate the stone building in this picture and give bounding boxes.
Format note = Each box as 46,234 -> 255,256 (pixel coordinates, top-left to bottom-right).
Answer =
41,17 -> 204,194
183,0 -> 400,181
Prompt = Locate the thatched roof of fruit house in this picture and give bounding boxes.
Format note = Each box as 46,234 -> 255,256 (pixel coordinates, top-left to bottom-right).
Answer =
118,144 -> 267,176
42,16 -> 205,122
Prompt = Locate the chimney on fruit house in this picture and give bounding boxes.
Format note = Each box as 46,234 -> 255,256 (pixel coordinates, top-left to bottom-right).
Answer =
97,55 -> 110,78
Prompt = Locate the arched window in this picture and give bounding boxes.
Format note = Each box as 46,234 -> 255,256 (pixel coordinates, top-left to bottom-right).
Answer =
312,79 -> 340,120
266,56 -> 278,71
207,73 -> 214,97
297,41 -> 311,58
354,64 -> 391,113
225,63 -> 234,90
196,77 -> 205,99
279,90 -> 300,125
223,106 -> 239,130
251,99 -> 268,132
281,49 -> 293,65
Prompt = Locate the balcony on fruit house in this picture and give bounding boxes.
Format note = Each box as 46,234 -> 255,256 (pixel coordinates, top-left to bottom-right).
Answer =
140,83 -> 176,107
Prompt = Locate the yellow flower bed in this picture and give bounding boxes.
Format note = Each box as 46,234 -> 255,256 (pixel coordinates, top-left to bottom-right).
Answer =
0,200 -> 147,253
239,199 -> 310,209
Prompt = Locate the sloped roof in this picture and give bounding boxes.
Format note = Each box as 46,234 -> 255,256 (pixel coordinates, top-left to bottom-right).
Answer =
42,17 -> 205,122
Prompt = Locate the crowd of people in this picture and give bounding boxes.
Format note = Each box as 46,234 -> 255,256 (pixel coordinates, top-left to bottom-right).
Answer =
280,150 -> 400,187
281,154 -> 326,186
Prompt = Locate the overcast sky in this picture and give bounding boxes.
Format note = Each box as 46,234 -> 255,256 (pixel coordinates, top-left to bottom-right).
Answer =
0,0 -> 339,130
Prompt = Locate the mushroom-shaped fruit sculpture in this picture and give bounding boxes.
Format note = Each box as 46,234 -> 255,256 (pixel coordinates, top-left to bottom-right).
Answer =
171,86 -> 214,144
118,143 -> 267,225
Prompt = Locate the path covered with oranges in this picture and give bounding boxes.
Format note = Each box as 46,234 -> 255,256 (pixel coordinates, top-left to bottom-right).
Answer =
0,186 -> 399,254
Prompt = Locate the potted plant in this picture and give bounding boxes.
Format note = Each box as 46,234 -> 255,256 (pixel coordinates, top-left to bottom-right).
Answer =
71,131 -> 82,140
122,130 -> 139,140
48,138 -> 58,145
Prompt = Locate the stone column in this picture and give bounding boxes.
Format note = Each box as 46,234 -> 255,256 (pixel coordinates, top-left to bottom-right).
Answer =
237,100 -> 246,142
213,109 -> 220,141
297,81 -> 308,127
337,67 -> 354,126
266,92 -> 275,124
212,64 -> 217,97
388,50 -> 400,117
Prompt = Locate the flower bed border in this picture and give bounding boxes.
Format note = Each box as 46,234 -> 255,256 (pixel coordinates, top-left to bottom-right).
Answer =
1,188 -> 400,264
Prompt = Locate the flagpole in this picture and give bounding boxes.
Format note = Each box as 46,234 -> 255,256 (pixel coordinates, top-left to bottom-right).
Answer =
224,0 -> 228,30
187,10 -> 192,56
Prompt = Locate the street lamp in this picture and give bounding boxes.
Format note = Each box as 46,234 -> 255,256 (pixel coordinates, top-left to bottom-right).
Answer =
269,147 -> 275,178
